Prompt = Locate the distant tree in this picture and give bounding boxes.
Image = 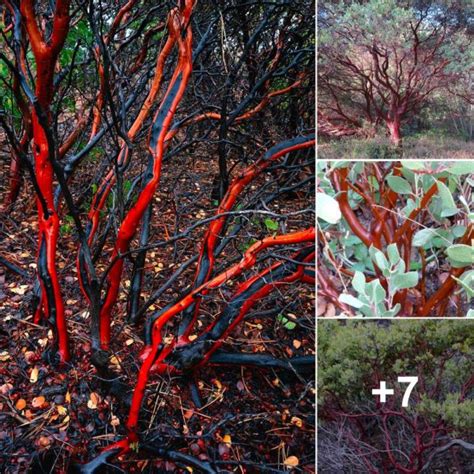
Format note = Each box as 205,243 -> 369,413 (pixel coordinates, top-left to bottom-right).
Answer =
318,0 -> 472,145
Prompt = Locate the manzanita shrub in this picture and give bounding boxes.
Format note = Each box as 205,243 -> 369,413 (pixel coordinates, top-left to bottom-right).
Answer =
318,320 -> 474,473
1,0 -> 315,469
317,161 -> 474,317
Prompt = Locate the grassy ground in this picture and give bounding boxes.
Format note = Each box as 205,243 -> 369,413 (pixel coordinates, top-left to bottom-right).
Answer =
318,133 -> 473,159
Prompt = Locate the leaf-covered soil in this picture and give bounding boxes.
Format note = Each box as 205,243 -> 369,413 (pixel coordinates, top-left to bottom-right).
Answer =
0,148 -> 315,473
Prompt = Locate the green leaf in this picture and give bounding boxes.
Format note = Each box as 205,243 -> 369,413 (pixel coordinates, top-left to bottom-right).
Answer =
390,272 -> 419,292
402,198 -> 417,217
393,259 -> 406,274
339,293 -> 364,308
440,207 -> 459,218
446,162 -> 474,175
317,192 -> 341,224
386,175 -> 412,194
401,161 -> 425,171
436,180 -> 458,217
386,244 -> 401,265
277,314 -> 296,330
384,304 -> 401,317
369,246 -> 389,271
412,228 -> 437,247
366,279 -> 386,304
264,218 -> 279,231
60,224 -> 72,235
452,270 -> 474,300
352,271 -> 366,294
446,245 -> 474,267
452,225 -> 467,238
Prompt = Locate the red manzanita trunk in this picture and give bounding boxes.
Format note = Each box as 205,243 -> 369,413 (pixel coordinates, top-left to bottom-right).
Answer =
98,0 -> 195,349
179,135 -> 316,341
21,0 -> 72,362
6,148 -> 23,208
77,8 -> 180,302
124,228 -> 315,435
386,118 -> 402,146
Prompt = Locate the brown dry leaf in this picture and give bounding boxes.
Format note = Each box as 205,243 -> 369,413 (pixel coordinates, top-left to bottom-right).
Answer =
37,338 -> 48,348
109,355 -> 121,366
292,340 -> 302,349
15,399 -> 27,410
0,351 -> 11,362
30,367 -> 39,383
290,416 -> 303,428
10,285 -> 28,295
222,434 -> 232,445
325,303 -> 336,317
317,297 -> 327,317
57,405 -> 67,416
284,455 -> 299,467
32,396 -> 45,408
88,392 -> 101,409
0,383 -> 13,394
110,415 -> 120,427
59,416 -> 70,431
87,399 -> 97,410
65,391 -> 71,404
90,392 -> 100,405
37,436 -> 52,449
24,351 -> 35,364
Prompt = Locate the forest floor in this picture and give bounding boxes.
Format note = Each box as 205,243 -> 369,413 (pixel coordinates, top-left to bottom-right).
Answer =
318,134 -> 473,159
0,147 -> 315,473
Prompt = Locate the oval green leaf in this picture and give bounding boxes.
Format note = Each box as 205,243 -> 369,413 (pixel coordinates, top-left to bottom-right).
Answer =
386,175 -> 412,195
446,245 -> 474,267
412,228 -> 437,247
317,192 -> 341,224
447,162 -> 474,175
